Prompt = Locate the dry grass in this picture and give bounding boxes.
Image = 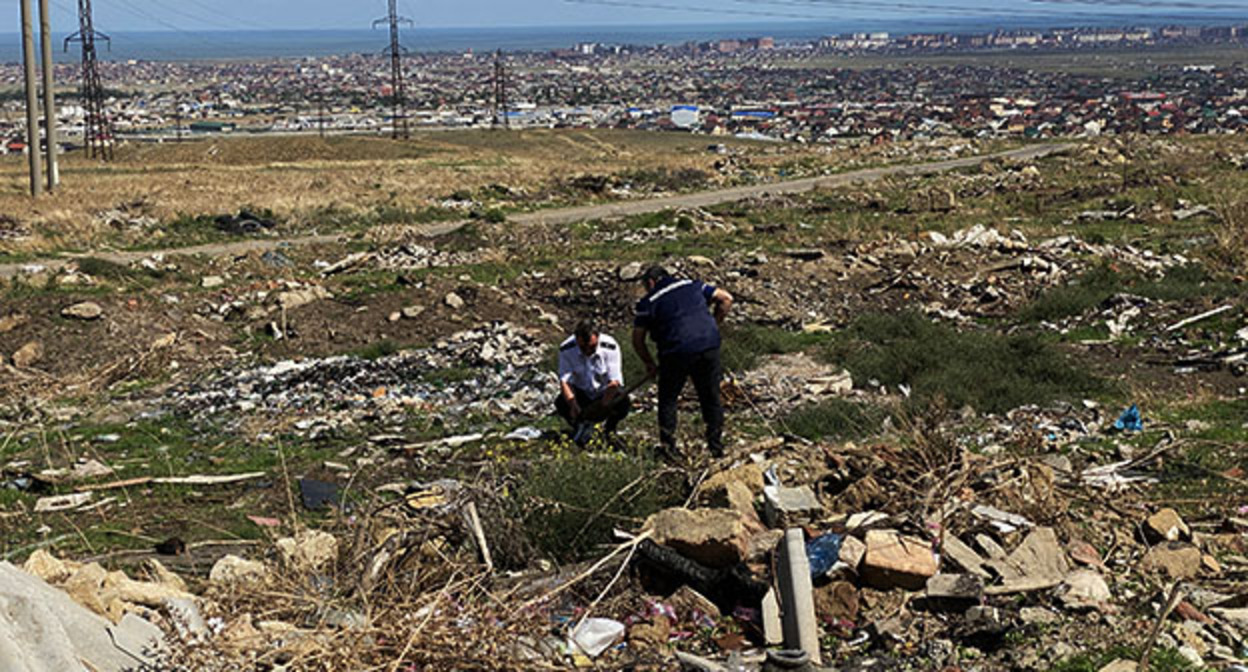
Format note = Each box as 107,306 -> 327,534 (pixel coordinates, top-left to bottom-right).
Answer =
0,130 -> 840,256
1211,186 -> 1248,273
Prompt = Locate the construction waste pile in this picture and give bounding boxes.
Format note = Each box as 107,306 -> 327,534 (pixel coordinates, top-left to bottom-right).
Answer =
169,321 -> 557,435
3,404 -> 1246,672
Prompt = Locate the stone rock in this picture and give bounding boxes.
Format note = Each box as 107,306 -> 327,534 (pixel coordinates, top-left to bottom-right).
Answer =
1141,543 -> 1202,580
647,508 -> 748,569
813,580 -> 859,622
1057,569 -> 1111,610
1145,508 -> 1190,543
144,558 -> 188,594
1098,660 -> 1138,672
618,262 -> 643,282
0,561 -> 163,672
209,555 -> 269,585
861,529 -> 938,590
11,340 -> 42,368
201,275 -> 225,288
276,286 -> 331,310
62,562 -> 113,617
401,305 -> 426,319
722,481 -> 760,523
1068,540 -> 1105,569
22,549 -> 71,583
687,255 -> 715,267
762,485 -> 822,528
388,311 -> 401,323
1019,607 -> 1059,625
699,463 -> 766,499
62,301 -> 103,320
744,529 -> 784,563
113,572 -> 193,608
839,535 -> 866,570
925,573 -> 984,607
276,530 -> 339,570
0,313 -> 27,333
444,292 -> 465,309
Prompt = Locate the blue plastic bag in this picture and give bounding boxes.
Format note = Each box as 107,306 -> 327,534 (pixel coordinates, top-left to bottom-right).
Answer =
1114,404 -> 1143,432
806,533 -> 844,578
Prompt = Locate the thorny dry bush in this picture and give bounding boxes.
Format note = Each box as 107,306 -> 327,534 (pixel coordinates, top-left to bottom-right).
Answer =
1211,186 -> 1248,273
152,479 -> 637,671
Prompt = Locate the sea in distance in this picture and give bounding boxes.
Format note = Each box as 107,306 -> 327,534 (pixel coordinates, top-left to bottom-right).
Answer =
0,14 -> 1243,63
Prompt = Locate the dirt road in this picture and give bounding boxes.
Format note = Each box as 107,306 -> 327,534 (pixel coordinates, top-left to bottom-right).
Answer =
0,143 -> 1071,279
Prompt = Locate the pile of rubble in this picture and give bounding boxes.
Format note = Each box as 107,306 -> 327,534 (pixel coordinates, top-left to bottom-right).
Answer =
169,321 -> 557,432
318,243 -> 481,275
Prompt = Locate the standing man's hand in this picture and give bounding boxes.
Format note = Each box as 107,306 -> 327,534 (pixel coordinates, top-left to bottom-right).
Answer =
711,288 -> 734,324
567,395 -> 581,420
633,326 -> 658,381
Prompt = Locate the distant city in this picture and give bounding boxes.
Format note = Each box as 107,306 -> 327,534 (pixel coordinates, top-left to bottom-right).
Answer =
3,20 -> 1248,152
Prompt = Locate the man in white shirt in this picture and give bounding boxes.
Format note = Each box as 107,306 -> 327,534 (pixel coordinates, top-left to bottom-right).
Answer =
557,320 -> 630,444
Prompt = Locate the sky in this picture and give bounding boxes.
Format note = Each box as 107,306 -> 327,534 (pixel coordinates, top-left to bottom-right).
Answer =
31,0 -> 1220,32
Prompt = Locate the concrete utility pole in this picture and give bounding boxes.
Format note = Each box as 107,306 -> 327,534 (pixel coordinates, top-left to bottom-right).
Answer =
39,0 -> 58,190
21,0 -> 43,197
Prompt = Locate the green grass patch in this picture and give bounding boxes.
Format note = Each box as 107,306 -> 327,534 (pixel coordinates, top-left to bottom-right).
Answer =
721,324 -> 829,372
823,312 -> 1107,414
354,339 -> 400,360
781,398 -> 889,442
1019,263 -> 1234,324
1050,645 -> 1194,672
513,450 -> 683,562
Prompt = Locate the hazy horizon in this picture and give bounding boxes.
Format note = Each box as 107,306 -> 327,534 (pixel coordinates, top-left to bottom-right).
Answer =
14,0 -> 1248,33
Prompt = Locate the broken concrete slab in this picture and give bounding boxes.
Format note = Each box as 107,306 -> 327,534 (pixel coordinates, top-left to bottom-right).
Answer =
108,612 -> 169,663
762,485 -> 822,528
984,527 -> 1070,595
1141,542 -> 1202,580
940,535 -> 992,579
1145,508 -> 1190,543
838,534 -> 866,571
1057,569 -> 1111,610
925,573 -> 984,609
861,529 -> 938,590
647,508 -> 749,569
0,561 -> 164,672
209,555 -> 269,586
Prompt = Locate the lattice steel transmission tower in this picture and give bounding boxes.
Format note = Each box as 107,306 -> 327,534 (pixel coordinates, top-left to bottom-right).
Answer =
374,0 -> 412,139
492,50 -> 509,129
65,0 -> 112,160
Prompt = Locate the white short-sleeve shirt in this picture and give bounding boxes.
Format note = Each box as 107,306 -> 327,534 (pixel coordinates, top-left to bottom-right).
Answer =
557,334 -> 624,400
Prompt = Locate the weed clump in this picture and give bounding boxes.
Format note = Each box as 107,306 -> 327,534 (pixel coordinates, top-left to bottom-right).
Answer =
721,324 -> 827,372
782,398 -> 888,442
513,448 -> 682,562
1019,262 -> 1233,323
825,312 -> 1105,415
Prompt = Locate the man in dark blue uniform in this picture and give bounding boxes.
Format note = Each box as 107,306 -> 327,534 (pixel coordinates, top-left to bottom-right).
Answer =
632,266 -> 734,458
